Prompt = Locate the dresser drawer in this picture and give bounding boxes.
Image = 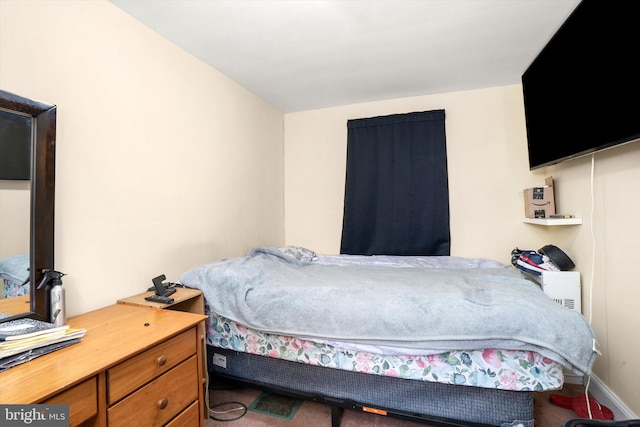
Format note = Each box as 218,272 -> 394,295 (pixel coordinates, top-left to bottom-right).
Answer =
107,328 -> 196,404
166,401 -> 200,427
43,376 -> 98,427
108,356 -> 199,426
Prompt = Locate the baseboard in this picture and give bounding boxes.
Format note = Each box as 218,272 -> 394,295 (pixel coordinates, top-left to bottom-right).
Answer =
586,374 -> 638,420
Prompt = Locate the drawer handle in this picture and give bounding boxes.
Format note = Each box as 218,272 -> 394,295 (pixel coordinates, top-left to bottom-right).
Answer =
157,398 -> 168,410
156,355 -> 167,366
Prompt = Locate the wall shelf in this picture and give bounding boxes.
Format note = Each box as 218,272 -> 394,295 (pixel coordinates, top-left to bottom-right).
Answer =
523,217 -> 583,226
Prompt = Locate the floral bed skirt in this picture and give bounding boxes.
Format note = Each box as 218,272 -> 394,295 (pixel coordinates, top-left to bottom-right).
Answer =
206,310 -> 564,392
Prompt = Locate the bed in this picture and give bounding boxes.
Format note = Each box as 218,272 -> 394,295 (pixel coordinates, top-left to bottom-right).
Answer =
0,254 -> 29,299
180,246 -> 597,427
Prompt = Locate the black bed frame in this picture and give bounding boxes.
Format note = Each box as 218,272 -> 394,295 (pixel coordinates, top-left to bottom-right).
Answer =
207,345 -> 534,427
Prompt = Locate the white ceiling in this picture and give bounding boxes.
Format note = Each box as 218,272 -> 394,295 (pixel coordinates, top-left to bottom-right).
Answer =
110,0 -> 580,113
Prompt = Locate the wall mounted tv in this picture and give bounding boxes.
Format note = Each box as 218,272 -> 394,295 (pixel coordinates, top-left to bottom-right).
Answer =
522,0 -> 640,170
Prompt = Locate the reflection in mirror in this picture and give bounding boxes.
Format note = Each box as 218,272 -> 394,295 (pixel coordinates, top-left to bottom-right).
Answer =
0,108 -> 32,299
0,89 -> 56,322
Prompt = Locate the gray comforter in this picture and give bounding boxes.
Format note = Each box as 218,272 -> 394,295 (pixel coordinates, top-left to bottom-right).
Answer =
180,247 -> 597,375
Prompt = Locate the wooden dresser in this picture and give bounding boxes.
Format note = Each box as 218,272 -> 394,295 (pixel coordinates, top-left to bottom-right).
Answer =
0,303 -> 207,426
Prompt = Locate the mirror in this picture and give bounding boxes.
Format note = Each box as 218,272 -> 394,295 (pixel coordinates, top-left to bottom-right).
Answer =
0,108 -> 31,298
0,89 -> 56,322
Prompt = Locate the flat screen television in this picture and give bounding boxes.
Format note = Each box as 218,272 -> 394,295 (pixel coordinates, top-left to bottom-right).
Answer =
0,108 -> 32,180
522,0 -> 640,170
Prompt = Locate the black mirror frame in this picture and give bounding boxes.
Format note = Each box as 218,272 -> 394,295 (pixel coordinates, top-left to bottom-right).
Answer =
0,89 -> 56,322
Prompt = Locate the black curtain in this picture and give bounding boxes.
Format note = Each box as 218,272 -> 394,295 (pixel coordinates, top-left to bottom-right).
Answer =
340,110 -> 450,256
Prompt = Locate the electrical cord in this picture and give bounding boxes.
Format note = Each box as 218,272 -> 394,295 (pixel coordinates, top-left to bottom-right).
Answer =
583,154 -> 596,420
208,401 -> 247,422
589,154 -> 596,325
585,153 -> 608,420
204,366 -> 248,421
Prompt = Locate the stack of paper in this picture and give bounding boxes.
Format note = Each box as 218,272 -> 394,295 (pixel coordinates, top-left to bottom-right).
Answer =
0,318 -> 86,371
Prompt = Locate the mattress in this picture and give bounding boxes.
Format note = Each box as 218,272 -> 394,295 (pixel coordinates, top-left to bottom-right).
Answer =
206,309 -> 564,392
181,246 -> 597,377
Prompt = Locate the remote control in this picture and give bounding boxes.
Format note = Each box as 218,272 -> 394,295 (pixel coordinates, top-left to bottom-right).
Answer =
145,294 -> 174,304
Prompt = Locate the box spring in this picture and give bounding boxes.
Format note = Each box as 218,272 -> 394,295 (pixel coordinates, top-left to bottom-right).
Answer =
207,345 -> 534,427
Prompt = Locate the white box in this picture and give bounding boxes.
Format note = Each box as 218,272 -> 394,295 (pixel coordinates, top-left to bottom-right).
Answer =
538,271 -> 582,313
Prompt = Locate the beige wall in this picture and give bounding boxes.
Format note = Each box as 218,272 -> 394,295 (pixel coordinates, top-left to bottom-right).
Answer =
0,1 -> 285,314
285,85 -> 551,259
284,85 -> 640,414
547,144 -> 640,415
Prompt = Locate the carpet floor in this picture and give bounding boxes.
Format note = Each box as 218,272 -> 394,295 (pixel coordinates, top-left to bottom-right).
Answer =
204,381 -> 586,427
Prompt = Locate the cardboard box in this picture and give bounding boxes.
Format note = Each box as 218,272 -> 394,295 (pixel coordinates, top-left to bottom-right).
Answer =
524,176 -> 555,218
